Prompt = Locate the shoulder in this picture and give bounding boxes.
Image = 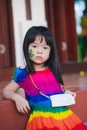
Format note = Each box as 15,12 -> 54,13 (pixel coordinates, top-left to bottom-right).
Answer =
12,67 -> 27,83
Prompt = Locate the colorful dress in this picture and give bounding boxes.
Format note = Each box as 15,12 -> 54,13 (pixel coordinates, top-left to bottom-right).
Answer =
13,68 -> 87,130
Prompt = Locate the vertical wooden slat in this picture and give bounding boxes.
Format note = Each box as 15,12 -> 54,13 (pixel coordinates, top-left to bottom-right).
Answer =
25,0 -> 31,20
65,0 -> 78,61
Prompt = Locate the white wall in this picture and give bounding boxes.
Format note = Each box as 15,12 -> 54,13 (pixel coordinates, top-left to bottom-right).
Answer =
12,0 -> 47,67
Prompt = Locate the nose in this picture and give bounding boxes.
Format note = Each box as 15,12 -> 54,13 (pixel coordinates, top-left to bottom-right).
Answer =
37,47 -> 42,53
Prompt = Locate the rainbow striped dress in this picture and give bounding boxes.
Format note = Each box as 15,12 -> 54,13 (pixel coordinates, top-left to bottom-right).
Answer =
13,68 -> 87,130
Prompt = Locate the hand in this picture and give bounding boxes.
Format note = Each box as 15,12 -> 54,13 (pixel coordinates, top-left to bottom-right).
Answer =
65,89 -> 76,98
13,94 -> 31,114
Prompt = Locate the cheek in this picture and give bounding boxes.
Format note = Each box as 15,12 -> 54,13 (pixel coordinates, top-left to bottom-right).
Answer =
48,49 -> 51,56
44,50 -> 50,58
29,49 -> 36,58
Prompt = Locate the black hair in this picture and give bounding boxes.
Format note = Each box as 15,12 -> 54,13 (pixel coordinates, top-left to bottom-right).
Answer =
23,26 -> 64,85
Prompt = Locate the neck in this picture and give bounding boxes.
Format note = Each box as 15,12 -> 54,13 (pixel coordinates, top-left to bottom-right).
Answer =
33,64 -> 48,71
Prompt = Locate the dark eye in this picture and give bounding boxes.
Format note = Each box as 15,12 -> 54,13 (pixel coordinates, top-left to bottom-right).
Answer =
32,45 -> 37,48
43,47 -> 47,49
43,46 -> 49,49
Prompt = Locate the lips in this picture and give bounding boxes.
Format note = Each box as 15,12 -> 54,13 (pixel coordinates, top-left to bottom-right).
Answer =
35,56 -> 43,60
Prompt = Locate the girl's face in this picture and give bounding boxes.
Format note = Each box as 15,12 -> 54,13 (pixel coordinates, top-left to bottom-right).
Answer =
28,35 -> 51,69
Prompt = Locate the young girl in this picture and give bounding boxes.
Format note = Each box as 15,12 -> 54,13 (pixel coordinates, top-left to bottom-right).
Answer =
3,26 -> 87,130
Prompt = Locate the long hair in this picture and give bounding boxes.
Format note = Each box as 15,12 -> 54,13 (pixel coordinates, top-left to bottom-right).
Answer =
23,26 -> 64,85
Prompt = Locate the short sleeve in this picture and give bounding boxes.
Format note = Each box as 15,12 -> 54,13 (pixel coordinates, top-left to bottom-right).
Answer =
12,68 -> 27,83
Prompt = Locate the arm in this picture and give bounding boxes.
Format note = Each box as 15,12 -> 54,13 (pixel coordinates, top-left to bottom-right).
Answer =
2,80 -> 30,114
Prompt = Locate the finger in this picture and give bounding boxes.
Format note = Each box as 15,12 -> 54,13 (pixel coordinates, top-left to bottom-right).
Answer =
25,101 -> 31,110
17,106 -> 26,114
26,103 -> 31,110
25,103 -> 31,113
21,102 -> 30,114
22,105 -> 30,114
